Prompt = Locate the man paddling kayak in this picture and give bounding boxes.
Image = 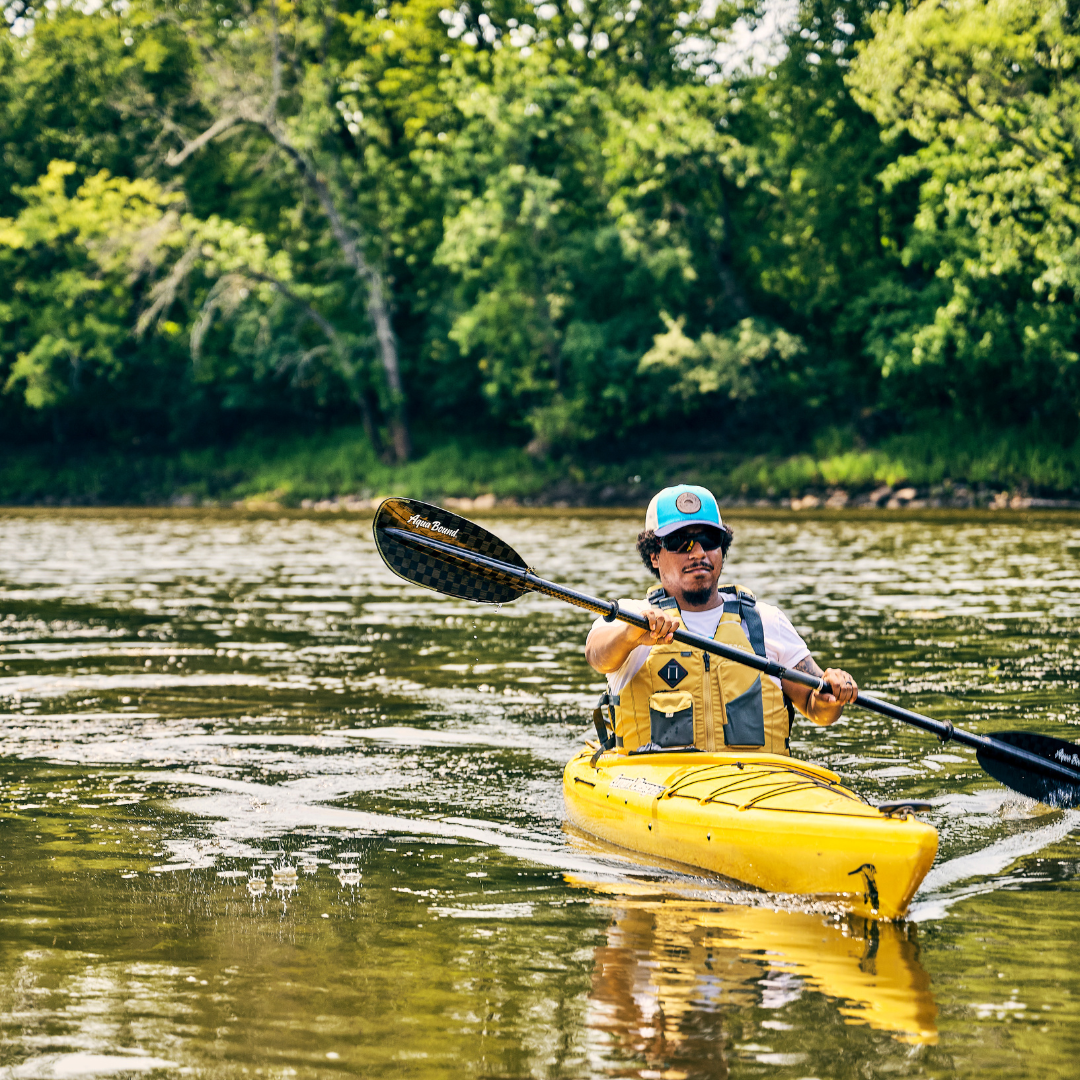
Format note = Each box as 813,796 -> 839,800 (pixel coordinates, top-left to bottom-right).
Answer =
585,484 -> 859,755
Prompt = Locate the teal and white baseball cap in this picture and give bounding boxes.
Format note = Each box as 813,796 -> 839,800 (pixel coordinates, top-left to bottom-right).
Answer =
645,485 -> 723,537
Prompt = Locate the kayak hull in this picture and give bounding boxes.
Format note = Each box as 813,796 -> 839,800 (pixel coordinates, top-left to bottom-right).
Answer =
563,747 -> 938,920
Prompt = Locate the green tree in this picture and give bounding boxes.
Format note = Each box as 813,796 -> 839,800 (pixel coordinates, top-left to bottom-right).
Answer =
848,0 -> 1080,431
0,151 -> 387,446
0,162 -> 173,416
714,0 -> 915,425
137,0 -> 414,459
0,6 -> 179,215
417,4 -> 815,454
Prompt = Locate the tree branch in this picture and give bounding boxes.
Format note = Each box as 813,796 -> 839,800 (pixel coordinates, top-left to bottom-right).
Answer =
268,0 -> 282,122
159,8 -> 412,460
249,116 -> 411,459
136,241 -> 201,336
165,113 -> 244,166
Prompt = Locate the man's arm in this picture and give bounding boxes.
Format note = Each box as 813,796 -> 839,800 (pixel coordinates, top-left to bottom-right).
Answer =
781,655 -> 859,727
584,606 -> 681,674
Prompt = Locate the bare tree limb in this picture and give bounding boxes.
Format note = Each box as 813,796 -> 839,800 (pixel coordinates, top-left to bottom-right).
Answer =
166,113 -> 244,167
190,273 -> 249,361
161,6 -> 411,460
249,116 -> 411,460
166,118 -> 410,456
140,238 -> 376,449
268,0 -> 282,122
279,343 -> 329,380
135,240 -> 201,336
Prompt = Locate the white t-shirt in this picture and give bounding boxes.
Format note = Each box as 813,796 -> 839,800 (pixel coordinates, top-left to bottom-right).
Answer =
592,591 -> 811,696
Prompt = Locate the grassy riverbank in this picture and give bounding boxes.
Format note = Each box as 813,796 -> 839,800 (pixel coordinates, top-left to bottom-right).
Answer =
3,424 -> 1079,508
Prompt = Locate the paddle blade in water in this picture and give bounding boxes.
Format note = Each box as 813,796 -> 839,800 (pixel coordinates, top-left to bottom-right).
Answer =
372,498 -> 528,604
976,731 -> 1080,808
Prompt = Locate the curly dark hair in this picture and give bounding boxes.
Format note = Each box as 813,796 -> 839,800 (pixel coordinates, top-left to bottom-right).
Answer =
637,525 -> 734,579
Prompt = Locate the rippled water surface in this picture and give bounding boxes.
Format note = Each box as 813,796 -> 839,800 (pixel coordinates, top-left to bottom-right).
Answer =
3,507 -> 1080,1078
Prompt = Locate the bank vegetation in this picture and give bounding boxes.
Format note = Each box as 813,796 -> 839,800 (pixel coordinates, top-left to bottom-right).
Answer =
2,0 -> 1079,503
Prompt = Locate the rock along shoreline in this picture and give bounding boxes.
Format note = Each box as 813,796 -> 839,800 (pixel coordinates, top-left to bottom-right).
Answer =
253,483 -> 1080,513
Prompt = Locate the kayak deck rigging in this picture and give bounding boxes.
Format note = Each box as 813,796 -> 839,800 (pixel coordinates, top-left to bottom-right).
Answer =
664,761 -> 865,809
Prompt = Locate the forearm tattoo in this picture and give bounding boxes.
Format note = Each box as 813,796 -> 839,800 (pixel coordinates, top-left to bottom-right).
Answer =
794,655 -> 824,678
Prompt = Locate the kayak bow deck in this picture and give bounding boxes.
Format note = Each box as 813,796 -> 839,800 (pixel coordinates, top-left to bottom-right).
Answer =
564,748 -> 938,920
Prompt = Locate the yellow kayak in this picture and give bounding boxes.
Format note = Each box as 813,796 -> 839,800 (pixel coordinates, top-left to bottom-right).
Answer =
563,747 -> 938,920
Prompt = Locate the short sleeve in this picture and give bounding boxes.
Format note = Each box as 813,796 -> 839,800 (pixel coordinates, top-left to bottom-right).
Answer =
757,601 -> 811,671
588,597 -> 653,694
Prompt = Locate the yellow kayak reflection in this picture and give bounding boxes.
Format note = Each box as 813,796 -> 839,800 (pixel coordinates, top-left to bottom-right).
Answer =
570,877 -> 937,1051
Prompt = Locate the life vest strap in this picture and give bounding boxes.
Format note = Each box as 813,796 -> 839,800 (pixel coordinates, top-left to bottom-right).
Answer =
736,590 -> 767,659
591,691 -> 619,763
646,584 -> 680,610
650,585 -> 768,659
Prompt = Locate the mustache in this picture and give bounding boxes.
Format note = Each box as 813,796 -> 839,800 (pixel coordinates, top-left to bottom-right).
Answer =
682,561 -> 712,572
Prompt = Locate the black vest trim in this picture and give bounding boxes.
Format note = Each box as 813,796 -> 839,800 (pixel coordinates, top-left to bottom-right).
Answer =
738,593 -> 767,659
650,587 -> 768,660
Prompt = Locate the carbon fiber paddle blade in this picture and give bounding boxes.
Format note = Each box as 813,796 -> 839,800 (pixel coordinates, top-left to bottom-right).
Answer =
976,731 -> 1080,808
372,498 -> 528,604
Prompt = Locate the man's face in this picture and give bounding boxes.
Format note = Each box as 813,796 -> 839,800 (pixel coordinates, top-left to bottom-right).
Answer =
650,532 -> 724,607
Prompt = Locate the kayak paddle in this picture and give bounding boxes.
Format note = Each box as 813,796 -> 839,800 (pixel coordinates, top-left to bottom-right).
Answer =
372,497 -> 1080,808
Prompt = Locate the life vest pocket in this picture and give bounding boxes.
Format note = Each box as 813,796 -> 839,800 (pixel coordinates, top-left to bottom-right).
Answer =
723,677 -> 765,747
647,691 -> 695,748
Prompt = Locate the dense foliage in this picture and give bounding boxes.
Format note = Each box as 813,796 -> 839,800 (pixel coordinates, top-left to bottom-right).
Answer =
1,0 -> 1078,473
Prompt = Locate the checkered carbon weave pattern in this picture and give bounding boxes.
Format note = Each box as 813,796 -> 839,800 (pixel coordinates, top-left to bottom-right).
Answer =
373,498 -> 527,604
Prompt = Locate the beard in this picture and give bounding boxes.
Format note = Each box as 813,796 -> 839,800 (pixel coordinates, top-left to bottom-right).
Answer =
682,584 -> 715,607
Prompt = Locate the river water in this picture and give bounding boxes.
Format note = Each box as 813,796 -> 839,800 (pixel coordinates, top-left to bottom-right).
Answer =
2,508 -> 1080,1079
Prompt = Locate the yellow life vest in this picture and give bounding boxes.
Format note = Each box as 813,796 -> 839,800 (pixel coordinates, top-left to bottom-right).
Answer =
605,584 -> 793,757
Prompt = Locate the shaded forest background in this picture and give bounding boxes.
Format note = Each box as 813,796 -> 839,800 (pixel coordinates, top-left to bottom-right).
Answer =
2,0 -> 1080,504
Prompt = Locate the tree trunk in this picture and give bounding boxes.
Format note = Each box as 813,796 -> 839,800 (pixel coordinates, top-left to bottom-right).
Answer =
363,272 -> 411,461
262,122 -> 412,461
167,111 -> 413,462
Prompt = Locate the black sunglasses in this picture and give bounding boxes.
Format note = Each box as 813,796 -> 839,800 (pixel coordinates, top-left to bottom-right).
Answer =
659,527 -> 726,554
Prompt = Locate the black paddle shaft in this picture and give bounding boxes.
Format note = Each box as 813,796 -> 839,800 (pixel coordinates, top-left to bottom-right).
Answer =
382,524 -> 1080,791
383,525 -> 821,683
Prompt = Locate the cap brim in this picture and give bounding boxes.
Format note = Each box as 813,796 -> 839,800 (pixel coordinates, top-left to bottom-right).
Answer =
655,518 -> 724,537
